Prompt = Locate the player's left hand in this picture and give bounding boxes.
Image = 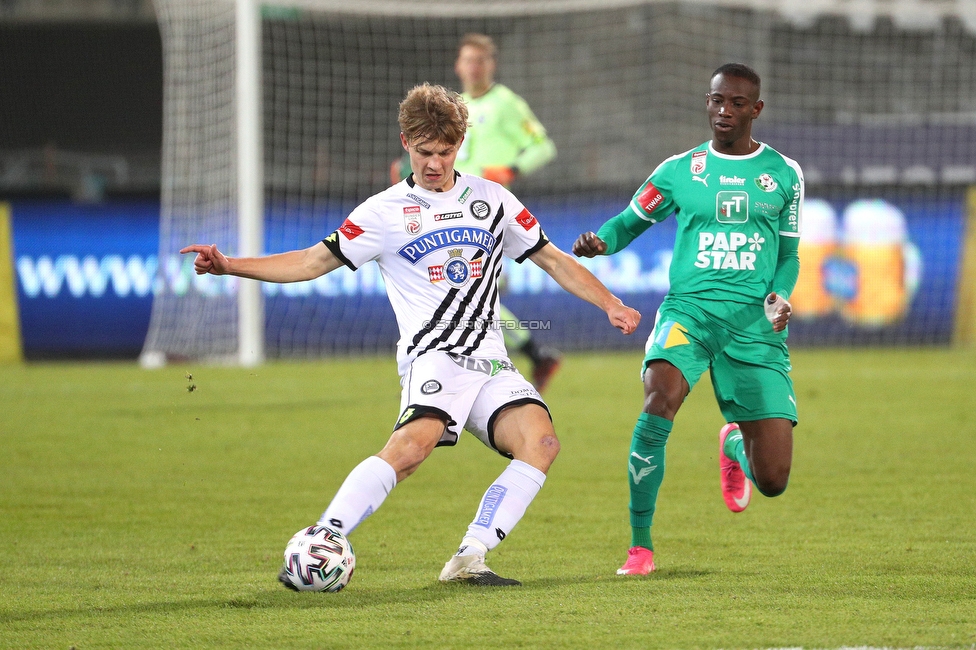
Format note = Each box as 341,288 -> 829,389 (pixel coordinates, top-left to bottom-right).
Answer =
609,303 -> 641,335
764,292 -> 792,333
482,166 -> 516,186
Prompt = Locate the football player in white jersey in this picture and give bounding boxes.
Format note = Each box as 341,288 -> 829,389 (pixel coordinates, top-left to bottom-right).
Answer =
182,83 -> 640,586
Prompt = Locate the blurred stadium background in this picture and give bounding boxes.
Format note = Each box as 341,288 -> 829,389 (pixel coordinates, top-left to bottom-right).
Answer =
1,0 -> 974,362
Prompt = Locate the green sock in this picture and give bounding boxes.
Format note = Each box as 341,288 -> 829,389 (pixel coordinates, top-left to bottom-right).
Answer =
722,426 -> 755,484
629,413 -> 671,551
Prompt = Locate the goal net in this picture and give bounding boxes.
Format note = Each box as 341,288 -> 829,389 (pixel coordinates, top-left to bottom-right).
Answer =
142,0 -> 976,365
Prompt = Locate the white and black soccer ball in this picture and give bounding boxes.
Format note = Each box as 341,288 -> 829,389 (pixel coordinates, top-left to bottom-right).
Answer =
280,525 -> 356,592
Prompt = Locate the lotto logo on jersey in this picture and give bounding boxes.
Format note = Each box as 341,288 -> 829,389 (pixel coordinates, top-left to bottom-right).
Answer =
434,211 -> 463,222
338,219 -> 364,240
691,150 -> 707,174
637,182 -> 665,214
515,209 -> 538,231
716,191 -> 749,224
403,206 -> 422,234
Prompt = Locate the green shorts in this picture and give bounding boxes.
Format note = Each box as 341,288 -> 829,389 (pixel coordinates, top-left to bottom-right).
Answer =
642,297 -> 797,424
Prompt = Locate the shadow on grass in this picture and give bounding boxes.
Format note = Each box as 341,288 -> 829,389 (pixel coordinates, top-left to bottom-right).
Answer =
0,569 -> 718,625
521,567 -> 715,590
0,582 -> 458,625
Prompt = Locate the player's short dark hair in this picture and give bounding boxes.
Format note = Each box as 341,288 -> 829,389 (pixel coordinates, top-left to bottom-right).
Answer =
398,83 -> 469,146
711,63 -> 761,95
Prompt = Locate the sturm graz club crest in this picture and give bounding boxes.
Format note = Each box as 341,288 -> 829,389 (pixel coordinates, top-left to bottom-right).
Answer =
428,248 -> 482,287
470,200 -> 491,220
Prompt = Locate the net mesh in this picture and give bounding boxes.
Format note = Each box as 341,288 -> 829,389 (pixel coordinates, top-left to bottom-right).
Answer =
143,0 -> 976,363
144,0 -> 240,361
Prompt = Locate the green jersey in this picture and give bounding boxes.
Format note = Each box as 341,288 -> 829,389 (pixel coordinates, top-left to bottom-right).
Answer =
455,83 -> 556,178
599,141 -> 803,309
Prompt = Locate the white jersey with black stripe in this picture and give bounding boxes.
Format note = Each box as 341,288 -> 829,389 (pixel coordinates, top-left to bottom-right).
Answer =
322,171 -> 549,377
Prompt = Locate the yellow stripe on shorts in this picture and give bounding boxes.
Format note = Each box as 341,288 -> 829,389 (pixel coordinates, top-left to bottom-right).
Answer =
663,322 -> 690,349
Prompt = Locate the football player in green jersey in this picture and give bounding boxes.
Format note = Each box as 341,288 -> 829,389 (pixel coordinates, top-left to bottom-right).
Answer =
391,33 -> 562,391
573,63 -> 803,576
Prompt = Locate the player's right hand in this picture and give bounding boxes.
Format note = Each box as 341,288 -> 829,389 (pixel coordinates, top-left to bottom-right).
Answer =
572,232 -> 607,258
609,303 -> 641,335
180,244 -> 230,275
764,292 -> 792,333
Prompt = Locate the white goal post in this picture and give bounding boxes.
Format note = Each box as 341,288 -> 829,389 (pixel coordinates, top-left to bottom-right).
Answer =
236,0 -> 265,366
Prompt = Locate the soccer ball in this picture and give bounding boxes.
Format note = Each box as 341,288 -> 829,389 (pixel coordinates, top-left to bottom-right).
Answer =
280,525 -> 356,592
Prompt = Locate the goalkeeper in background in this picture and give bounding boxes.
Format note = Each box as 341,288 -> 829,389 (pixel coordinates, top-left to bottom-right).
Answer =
573,63 -> 802,576
392,33 -> 561,392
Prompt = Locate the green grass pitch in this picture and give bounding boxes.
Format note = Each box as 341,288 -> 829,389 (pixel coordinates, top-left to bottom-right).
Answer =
1,348 -> 975,649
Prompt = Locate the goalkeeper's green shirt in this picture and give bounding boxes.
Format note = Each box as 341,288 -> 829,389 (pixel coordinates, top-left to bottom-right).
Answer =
598,141 -> 803,310
454,83 -> 556,178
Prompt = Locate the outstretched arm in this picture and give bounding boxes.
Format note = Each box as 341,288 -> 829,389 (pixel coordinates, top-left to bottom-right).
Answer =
571,205 -> 655,258
528,242 -> 640,334
179,241 -> 343,282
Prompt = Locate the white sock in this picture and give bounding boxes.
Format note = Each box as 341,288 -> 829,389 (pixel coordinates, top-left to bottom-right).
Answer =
317,456 -> 397,535
454,536 -> 488,558
463,459 -> 546,552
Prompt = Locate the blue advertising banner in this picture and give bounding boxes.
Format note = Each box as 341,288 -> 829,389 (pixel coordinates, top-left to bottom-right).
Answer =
8,193 -> 967,358
12,201 -> 158,358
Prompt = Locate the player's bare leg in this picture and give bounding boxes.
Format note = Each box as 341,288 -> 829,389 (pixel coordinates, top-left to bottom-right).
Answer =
440,404 -> 557,586
731,418 -> 793,497
642,361 -> 690,421
492,402 -> 560,473
376,415 -> 448,482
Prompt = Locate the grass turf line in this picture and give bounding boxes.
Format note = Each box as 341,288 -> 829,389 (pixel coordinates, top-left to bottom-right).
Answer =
0,349 -> 974,649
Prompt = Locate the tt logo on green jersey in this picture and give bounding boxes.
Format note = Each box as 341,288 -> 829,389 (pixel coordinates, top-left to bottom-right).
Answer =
716,191 -> 749,224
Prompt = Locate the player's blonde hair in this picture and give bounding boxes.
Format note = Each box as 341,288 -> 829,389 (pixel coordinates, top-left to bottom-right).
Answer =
458,32 -> 497,59
398,83 -> 469,146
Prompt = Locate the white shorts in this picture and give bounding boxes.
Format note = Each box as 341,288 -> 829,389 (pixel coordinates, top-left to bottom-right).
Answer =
396,351 -> 549,457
